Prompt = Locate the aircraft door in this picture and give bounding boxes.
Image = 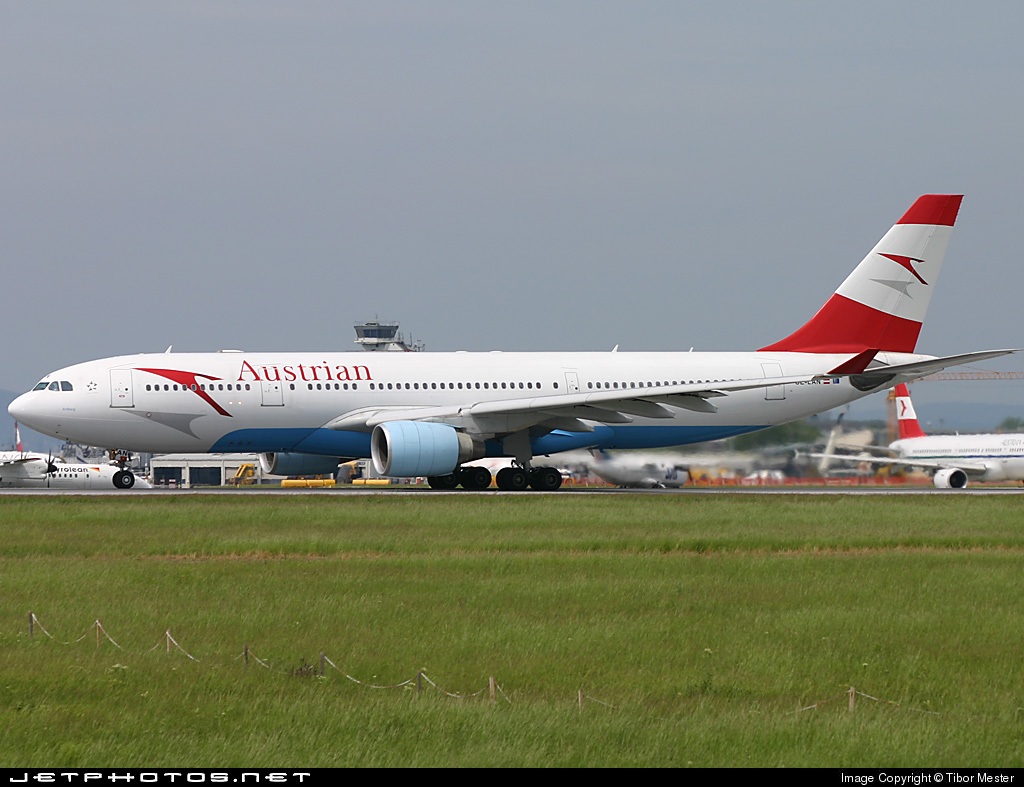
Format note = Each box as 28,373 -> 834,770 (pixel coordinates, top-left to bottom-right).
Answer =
110,370 -> 134,408
564,372 -> 580,393
260,379 -> 284,406
761,363 -> 786,401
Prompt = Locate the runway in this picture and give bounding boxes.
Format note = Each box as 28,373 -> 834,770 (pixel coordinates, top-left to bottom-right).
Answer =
2,485 -> 1023,496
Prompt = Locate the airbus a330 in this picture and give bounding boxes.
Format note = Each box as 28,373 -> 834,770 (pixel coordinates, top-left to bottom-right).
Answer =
9,194 -> 1016,490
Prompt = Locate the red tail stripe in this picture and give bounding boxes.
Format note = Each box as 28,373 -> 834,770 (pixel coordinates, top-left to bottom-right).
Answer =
758,294 -> 921,353
894,383 -> 927,439
896,194 -> 962,226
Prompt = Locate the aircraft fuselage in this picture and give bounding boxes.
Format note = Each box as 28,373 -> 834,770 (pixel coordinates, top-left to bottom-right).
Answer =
9,349 -> 903,457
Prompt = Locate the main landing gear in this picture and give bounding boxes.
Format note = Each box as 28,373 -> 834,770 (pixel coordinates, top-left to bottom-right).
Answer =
426,465 -> 563,491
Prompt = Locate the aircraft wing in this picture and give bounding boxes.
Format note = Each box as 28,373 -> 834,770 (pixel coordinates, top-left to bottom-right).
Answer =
324,369 -> 853,434
0,458 -> 51,482
324,348 -> 1019,437
0,456 -> 49,468
805,452 -> 990,476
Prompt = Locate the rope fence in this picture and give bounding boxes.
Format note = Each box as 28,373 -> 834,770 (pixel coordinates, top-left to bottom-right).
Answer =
23,612 -> 951,714
27,611 -> 513,704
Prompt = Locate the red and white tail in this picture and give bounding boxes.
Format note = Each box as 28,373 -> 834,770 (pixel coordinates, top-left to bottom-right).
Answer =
894,384 -> 927,439
760,194 -> 963,354
15,421 -> 23,453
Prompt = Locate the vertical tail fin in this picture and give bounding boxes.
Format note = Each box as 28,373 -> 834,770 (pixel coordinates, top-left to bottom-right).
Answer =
759,194 -> 963,353
894,384 -> 927,439
15,422 -> 23,453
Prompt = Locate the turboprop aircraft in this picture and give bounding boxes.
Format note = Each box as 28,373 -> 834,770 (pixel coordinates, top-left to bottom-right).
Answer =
0,423 -> 150,489
8,194 -> 1018,491
809,383 -> 1024,488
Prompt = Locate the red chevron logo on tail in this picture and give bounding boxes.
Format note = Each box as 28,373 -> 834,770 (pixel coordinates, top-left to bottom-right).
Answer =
877,253 -> 928,285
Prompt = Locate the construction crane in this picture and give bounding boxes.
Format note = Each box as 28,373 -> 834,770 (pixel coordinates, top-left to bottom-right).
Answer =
920,370 -> 1024,382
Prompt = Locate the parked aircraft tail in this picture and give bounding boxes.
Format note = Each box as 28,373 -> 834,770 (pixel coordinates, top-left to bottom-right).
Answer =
894,384 -> 928,439
760,194 -> 963,354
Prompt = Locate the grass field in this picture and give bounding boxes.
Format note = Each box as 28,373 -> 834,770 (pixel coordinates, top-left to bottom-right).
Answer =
1,491 -> 1022,767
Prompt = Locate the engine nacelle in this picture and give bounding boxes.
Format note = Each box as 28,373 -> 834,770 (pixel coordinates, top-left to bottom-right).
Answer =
259,452 -> 342,477
933,468 -> 969,489
371,421 -> 483,477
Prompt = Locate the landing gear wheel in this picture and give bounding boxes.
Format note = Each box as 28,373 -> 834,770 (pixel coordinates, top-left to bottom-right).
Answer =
113,470 -> 136,489
529,467 -> 563,491
427,474 -> 459,490
458,466 -> 493,490
496,466 -> 530,491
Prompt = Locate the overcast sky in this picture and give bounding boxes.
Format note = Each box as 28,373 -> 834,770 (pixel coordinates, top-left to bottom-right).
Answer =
3,1 -> 1023,429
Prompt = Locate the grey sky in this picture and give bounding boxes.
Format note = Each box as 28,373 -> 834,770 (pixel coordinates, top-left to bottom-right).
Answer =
3,1 -> 1023,428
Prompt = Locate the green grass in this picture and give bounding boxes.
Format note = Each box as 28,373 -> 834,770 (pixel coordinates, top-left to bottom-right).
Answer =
1,493 -> 1022,767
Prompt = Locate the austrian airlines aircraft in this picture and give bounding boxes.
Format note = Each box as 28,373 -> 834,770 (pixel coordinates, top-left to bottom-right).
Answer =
814,384 -> 1024,489
8,194 -> 1017,491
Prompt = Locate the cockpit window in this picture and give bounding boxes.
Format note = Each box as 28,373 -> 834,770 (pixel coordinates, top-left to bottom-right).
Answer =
32,380 -> 73,392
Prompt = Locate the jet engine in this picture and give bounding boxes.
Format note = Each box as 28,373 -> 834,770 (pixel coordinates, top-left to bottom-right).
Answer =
259,452 -> 343,477
933,468 -> 969,489
371,421 -> 483,477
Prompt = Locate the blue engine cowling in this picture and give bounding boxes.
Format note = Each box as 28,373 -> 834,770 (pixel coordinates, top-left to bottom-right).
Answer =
371,421 -> 483,477
259,452 -> 343,477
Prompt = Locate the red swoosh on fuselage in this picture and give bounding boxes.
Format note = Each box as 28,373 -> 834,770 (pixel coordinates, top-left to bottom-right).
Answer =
137,368 -> 233,417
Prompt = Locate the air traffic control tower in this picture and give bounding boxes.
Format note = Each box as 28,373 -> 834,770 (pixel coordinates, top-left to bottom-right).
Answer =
353,320 -> 424,352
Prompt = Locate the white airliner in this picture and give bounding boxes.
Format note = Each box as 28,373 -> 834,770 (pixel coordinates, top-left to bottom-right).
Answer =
8,194 -> 1018,491
0,423 -> 151,489
811,384 -> 1024,488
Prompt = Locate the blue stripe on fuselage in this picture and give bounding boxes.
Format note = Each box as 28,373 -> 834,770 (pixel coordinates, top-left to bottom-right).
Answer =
210,428 -> 372,457
210,424 -> 766,458
530,425 -> 766,454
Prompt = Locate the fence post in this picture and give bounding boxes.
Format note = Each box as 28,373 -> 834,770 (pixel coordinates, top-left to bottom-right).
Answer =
244,644 -> 249,668
29,611 -> 33,638
489,676 -> 496,705
849,686 -> 855,714
417,671 -> 423,695
320,652 -> 325,677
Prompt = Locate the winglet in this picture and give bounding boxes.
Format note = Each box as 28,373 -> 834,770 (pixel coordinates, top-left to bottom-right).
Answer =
827,349 -> 878,376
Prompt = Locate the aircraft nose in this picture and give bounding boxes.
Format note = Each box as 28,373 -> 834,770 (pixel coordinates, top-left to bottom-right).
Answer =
8,392 -> 31,422
8,391 -> 53,435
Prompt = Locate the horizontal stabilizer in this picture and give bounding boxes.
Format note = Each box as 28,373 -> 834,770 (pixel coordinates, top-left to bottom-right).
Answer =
857,348 -> 1020,384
